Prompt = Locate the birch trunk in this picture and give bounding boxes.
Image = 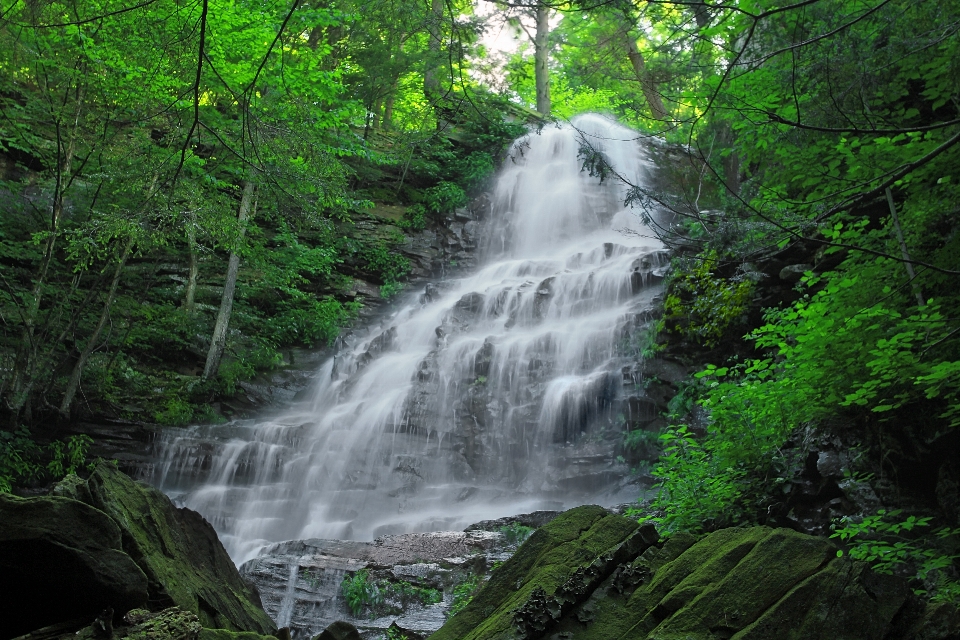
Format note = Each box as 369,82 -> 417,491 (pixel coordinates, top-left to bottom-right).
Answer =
203,180 -> 256,381
534,3 -> 551,116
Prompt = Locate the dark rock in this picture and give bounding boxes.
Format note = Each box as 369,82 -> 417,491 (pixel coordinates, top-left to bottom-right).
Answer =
454,292 -> 485,318
312,622 -> 360,640
428,507 -> 923,640
0,492 -> 149,638
838,477 -> 882,512
533,277 -> 555,320
816,450 -> 844,478
779,263 -> 813,282
85,463 -> 276,634
904,601 -> 960,639
464,511 -> 562,532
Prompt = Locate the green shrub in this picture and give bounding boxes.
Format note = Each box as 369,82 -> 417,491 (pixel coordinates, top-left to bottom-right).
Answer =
499,523 -> 534,546
341,569 -> 381,617
662,251 -> 753,347
1,431 -> 94,493
381,581 -> 442,607
832,509 -> 960,601
397,204 -> 427,231
154,398 -> 194,426
423,181 -> 467,215
448,574 -> 482,618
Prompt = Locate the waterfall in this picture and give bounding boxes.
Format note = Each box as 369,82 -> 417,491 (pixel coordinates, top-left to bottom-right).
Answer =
151,114 -> 669,564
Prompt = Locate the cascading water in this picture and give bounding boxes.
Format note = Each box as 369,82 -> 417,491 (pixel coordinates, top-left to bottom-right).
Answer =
151,114 -> 669,564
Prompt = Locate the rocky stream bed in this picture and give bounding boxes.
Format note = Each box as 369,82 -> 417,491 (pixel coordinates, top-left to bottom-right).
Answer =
4,465 -> 960,640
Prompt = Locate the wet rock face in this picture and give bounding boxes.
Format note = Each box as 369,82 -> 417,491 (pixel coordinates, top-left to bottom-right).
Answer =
238,530 -> 516,640
428,506 -> 954,640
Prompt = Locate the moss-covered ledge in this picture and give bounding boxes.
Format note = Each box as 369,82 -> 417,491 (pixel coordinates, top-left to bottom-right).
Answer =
427,507 -> 956,640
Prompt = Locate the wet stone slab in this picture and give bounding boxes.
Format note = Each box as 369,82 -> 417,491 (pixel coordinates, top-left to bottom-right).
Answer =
239,530 -> 515,640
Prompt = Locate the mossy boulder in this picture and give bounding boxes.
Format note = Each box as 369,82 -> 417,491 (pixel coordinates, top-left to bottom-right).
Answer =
198,628 -> 278,640
427,507 -> 951,640
121,607 -> 204,640
0,492 -> 149,638
428,505 -> 655,640
85,463 -> 276,634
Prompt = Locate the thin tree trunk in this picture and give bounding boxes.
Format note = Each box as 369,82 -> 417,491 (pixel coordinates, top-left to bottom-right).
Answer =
621,29 -> 668,121
423,0 -> 444,102
8,93 -> 83,419
58,237 -> 135,417
383,79 -> 398,130
534,3 -> 551,116
203,180 -> 256,381
886,187 -> 925,307
183,209 -> 198,313
718,122 -> 740,195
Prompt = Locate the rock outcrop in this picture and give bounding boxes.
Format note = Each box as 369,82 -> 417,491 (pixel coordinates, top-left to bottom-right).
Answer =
85,464 -> 276,633
239,530 -> 515,639
0,493 -> 149,638
0,464 -> 275,639
427,505 -> 959,640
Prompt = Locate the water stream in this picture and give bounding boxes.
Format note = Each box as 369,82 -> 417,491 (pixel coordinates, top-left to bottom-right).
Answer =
151,114 -> 669,564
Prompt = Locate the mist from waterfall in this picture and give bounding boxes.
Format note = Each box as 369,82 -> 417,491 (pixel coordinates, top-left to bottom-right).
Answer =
151,114 -> 668,564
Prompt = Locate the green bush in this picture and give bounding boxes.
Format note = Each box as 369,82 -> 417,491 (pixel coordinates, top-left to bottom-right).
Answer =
499,523 -> 534,546
1,431 -> 94,493
397,204 -> 427,231
341,569 -> 382,617
423,181 -> 467,215
154,398 -> 195,426
662,251 -> 753,347
448,574 -> 482,618
380,580 -> 442,607
832,509 -> 960,601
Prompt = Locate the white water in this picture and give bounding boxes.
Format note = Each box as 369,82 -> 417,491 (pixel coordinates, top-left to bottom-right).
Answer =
151,114 -> 668,564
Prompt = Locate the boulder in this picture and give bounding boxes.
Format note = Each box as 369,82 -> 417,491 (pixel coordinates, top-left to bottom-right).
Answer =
312,621 -> 360,640
427,506 -> 952,640
0,493 -> 149,638
120,607 -> 203,640
85,463 -> 276,635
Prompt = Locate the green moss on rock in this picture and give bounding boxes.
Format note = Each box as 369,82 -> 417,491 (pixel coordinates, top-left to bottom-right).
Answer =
122,607 -> 204,640
427,516 -> 931,640
85,463 -> 275,634
199,628 -> 278,640
428,505 -> 648,640
0,492 -> 149,637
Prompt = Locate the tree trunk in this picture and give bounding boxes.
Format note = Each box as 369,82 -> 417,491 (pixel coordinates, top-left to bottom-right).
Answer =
59,237 -> 135,417
203,180 -> 256,381
183,210 -> 198,313
886,187 -> 925,307
7,94 -> 82,420
534,3 -> 551,116
423,0 -> 444,103
621,28 -> 668,121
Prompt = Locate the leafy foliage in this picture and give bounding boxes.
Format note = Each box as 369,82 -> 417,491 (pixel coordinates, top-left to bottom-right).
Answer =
662,252 -> 754,347
1,432 -> 93,493
448,574 -> 483,618
341,569 -> 382,617
833,510 -> 960,601
499,523 -> 535,546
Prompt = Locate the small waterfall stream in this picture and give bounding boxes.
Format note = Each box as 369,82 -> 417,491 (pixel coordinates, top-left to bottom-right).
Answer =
151,114 -> 669,564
